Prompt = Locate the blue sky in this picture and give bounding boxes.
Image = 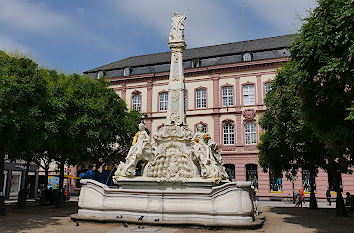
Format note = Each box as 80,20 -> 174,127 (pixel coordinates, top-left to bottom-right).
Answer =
0,0 -> 316,73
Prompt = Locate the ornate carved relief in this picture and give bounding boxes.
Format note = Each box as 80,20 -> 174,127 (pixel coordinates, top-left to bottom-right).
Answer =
146,142 -> 194,182
172,74 -> 180,81
131,89 -> 141,96
243,109 -> 256,123
170,110 -> 181,124
171,90 -> 180,101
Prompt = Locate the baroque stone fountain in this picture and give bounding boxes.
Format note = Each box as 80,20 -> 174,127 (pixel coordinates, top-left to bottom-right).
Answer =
75,12 -> 256,227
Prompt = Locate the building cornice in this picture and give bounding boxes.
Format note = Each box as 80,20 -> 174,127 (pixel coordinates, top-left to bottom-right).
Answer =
108,57 -> 289,85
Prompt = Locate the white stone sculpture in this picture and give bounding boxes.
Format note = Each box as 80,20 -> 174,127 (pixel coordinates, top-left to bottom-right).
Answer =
77,12 -> 256,227
169,11 -> 187,43
114,123 -> 151,177
191,124 -> 228,180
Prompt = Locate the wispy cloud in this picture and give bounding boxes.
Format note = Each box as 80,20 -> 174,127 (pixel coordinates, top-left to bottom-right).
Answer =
244,0 -> 317,33
0,34 -> 33,54
0,0 -> 70,34
0,0 -> 118,52
110,0 -> 242,48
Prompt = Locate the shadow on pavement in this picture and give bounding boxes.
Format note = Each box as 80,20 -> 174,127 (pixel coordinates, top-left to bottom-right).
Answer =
268,207 -> 354,233
0,202 -> 78,232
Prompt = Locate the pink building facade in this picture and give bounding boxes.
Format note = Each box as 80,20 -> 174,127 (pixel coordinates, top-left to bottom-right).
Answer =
84,35 -> 354,200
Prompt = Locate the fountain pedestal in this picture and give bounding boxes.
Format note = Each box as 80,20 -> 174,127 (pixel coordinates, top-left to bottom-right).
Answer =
77,179 -> 255,226
75,11 -> 257,227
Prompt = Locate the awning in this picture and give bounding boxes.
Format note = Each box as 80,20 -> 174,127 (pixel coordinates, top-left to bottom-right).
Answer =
64,175 -> 81,179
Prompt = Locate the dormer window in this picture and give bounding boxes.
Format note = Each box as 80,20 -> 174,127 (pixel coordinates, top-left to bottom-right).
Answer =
243,52 -> 252,62
191,59 -> 201,68
123,67 -> 132,76
97,71 -> 105,79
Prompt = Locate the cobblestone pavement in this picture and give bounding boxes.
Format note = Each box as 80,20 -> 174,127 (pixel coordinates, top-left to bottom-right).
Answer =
0,201 -> 353,233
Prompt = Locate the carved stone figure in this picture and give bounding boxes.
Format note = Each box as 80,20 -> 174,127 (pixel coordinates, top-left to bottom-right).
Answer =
169,11 -> 187,43
115,123 -> 151,177
191,124 -> 228,180
207,137 -> 229,180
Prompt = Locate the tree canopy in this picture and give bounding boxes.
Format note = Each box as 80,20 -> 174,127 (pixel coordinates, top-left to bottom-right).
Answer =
0,52 -> 142,211
258,0 -> 353,215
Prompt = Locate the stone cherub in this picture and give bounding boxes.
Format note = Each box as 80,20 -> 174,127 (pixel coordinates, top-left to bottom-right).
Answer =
115,123 -> 151,177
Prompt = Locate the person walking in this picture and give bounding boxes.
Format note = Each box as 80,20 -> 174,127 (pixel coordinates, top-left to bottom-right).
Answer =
326,187 -> 331,206
300,188 -> 306,207
295,190 -> 302,208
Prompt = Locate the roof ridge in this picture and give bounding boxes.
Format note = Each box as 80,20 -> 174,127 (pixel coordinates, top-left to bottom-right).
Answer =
84,34 -> 292,73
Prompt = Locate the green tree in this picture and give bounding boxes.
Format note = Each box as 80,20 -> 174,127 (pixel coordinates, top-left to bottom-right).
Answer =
258,62 -> 326,209
259,0 -> 353,216
66,76 -> 141,181
43,71 -> 142,205
0,52 -> 49,212
290,0 -> 353,216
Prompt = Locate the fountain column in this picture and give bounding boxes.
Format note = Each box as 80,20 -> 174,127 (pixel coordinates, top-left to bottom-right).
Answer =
166,12 -> 187,125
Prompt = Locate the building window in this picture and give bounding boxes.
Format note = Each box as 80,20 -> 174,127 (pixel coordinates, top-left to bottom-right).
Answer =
269,171 -> 282,192
159,92 -> 168,111
196,88 -> 206,108
192,59 -> 201,68
97,71 -> 105,79
246,164 -> 258,191
10,171 -> 22,195
245,122 -> 257,145
243,52 -> 252,62
302,170 -> 315,192
123,67 -> 132,76
222,86 -> 234,107
243,84 -> 255,105
264,82 -> 272,94
223,123 -> 235,145
132,94 -> 141,112
224,164 -> 235,181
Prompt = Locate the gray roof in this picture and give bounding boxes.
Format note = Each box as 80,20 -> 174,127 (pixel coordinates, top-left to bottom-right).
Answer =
84,35 -> 293,77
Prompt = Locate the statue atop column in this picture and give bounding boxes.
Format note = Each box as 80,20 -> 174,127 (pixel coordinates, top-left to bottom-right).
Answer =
169,11 -> 188,43
114,12 -> 228,183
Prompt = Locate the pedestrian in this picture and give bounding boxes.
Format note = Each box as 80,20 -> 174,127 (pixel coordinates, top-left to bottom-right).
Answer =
326,187 -> 331,206
295,190 -> 302,208
300,187 -> 306,207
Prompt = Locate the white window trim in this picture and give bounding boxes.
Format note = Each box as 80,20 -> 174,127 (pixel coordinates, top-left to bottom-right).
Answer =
159,92 -> 168,111
132,95 -> 141,112
223,123 -> 235,145
196,89 -> 207,108
222,86 -> 234,107
243,85 -> 255,106
245,122 -> 257,145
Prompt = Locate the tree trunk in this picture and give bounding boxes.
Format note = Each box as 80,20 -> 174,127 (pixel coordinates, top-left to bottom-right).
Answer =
309,171 -> 318,209
333,169 -> 347,216
56,161 -> 65,207
40,165 -> 50,205
44,164 -> 49,190
17,160 -> 30,208
0,146 -> 5,216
